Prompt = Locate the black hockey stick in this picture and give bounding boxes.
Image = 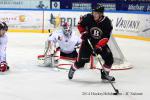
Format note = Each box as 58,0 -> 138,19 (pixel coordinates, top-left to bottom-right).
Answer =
87,39 -> 119,95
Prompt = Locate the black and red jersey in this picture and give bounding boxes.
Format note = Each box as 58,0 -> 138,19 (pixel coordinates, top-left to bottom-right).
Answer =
78,13 -> 113,46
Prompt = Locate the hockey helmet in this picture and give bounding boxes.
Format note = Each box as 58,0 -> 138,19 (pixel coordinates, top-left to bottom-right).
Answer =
62,22 -> 72,37
0,22 -> 8,31
92,3 -> 104,13
2,22 -> 8,31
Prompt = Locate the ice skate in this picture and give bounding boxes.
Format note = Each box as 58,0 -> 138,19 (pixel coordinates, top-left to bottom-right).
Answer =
68,66 -> 76,79
101,69 -> 115,81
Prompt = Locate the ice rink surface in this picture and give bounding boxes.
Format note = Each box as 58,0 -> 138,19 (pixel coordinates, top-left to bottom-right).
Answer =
0,32 -> 150,100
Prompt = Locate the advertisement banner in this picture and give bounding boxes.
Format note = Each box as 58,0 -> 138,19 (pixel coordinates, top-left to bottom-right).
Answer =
44,11 -> 90,30
51,1 -> 60,9
101,3 -> 116,10
44,11 -> 150,37
105,12 -> 150,37
0,0 -> 50,9
0,10 -> 43,31
72,3 -> 92,10
0,9 -> 149,38
128,3 -> 146,11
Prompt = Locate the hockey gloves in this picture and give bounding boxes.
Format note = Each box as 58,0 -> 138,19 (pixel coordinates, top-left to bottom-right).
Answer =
92,38 -> 108,56
81,32 -> 90,40
92,47 -> 102,56
92,38 -> 109,56
0,61 -> 8,72
96,38 -> 109,48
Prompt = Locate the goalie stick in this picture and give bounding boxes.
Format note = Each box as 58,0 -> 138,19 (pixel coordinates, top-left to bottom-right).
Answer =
87,39 -> 119,95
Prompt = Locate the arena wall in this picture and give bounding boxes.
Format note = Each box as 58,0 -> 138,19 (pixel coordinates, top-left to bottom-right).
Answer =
0,9 -> 150,41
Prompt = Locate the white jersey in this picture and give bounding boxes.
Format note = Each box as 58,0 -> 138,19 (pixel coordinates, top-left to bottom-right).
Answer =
0,34 -> 8,62
48,29 -> 81,54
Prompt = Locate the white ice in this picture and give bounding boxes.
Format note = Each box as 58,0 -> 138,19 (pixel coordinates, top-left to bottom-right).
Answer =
0,32 -> 150,100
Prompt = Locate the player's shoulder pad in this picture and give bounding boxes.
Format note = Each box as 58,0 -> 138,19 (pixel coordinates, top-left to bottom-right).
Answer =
103,16 -> 112,25
104,16 -> 113,30
82,13 -> 93,19
80,13 -> 93,24
104,16 -> 112,23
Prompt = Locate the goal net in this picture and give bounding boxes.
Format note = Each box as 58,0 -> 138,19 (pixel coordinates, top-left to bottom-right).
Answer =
91,36 -> 133,70
38,26 -> 133,70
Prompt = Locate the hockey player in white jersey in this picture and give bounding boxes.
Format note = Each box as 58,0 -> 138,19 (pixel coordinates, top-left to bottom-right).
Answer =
0,22 -> 9,72
45,22 -> 81,59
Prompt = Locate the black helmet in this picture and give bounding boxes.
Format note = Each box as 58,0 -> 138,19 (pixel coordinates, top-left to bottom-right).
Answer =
0,22 -> 4,29
2,22 -> 8,31
92,3 -> 104,13
0,22 -> 8,31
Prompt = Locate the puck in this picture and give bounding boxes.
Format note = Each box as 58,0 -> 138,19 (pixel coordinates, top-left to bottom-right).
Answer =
113,89 -> 119,95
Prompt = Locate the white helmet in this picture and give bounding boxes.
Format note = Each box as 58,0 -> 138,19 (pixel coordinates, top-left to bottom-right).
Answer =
62,22 -> 72,37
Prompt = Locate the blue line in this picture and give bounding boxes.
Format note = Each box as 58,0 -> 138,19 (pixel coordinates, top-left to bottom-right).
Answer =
0,8 -> 150,14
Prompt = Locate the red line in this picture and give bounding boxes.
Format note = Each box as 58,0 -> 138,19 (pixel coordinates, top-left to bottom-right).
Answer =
57,64 -> 72,66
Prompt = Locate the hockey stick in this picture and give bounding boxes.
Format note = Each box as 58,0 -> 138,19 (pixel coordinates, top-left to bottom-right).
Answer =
44,46 -> 50,62
87,39 -> 119,95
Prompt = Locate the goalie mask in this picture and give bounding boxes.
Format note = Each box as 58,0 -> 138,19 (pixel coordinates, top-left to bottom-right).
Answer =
62,22 -> 72,37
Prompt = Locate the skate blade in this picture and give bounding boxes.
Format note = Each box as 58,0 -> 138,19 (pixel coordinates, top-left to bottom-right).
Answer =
101,79 -> 116,83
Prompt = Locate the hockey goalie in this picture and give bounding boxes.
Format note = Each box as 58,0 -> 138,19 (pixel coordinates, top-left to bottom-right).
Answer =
37,22 -> 81,67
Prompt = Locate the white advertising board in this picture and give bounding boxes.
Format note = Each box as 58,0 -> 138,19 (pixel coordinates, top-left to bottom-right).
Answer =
0,0 -> 50,9
105,12 -> 150,37
0,9 -> 149,38
44,10 -> 89,30
0,10 -> 43,30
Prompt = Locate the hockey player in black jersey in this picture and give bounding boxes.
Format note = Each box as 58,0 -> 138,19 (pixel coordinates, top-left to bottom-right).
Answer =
68,4 -> 115,81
